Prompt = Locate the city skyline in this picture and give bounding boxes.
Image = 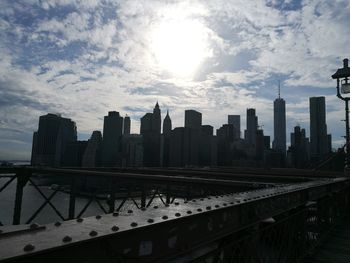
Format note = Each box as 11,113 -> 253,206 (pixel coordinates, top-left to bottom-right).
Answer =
1,1 -> 350,160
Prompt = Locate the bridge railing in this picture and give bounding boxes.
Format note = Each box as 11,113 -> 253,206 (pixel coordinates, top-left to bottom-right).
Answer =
0,170 -> 349,262
0,167 -> 271,226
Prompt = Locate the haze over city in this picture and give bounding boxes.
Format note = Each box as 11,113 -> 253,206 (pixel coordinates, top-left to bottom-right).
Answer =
1,0 -> 350,160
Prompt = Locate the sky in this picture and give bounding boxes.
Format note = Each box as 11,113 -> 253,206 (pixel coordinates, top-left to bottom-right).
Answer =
1,0 -> 350,160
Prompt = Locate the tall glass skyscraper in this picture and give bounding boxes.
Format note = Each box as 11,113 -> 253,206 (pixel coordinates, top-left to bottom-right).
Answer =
273,95 -> 286,155
309,96 -> 331,159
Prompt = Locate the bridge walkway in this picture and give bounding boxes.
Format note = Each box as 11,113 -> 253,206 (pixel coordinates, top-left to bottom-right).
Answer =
306,217 -> 350,263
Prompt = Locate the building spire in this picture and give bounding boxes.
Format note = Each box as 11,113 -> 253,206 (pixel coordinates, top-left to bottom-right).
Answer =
278,80 -> 281,99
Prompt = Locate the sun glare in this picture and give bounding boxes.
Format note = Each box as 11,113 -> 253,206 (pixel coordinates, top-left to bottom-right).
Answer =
150,18 -> 210,77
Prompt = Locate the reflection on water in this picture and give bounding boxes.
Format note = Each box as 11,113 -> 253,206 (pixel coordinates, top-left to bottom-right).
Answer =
0,177 -> 166,226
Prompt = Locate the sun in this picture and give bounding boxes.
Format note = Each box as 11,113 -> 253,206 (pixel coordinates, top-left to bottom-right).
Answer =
150,18 -> 210,77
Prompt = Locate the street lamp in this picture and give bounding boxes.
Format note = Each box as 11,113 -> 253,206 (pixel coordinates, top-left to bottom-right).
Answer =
332,58 -> 350,172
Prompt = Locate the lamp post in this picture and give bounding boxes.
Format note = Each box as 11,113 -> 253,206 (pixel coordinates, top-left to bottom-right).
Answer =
332,58 -> 350,173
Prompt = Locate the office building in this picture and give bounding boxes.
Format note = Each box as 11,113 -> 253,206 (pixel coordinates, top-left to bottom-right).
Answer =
123,115 -> 130,135
309,97 -> 331,160
185,110 -> 202,129
228,115 -> 241,139
82,131 -> 102,167
101,111 -> 123,167
140,103 -> 161,167
31,113 -> 77,166
273,92 -> 286,154
244,109 -> 258,146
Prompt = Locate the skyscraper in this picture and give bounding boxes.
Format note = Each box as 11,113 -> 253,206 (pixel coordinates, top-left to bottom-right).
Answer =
162,110 -> 172,167
140,102 -> 161,167
244,108 -> 257,146
82,131 -> 102,167
288,125 -> 310,168
123,115 -> 130,135
228,115 -> 240,139
163,110 -> 172,136
184,109 -> 201,165
309,97 -> 331,159
31,113 -> 77,166
185,110 -> 202,129
273,84 -> 286,154
101,111 -> 123,166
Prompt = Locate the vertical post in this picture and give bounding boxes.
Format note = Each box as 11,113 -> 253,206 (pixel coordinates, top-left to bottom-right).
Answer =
108,179 -> 116,213
68,178 -> 76,219
345,99 -> 350,171
13,169 -> 29,225
166,185 -> 171,204
141,186 -> 146,208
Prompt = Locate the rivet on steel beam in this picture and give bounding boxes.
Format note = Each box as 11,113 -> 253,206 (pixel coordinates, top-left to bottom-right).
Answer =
223,203 -> 227,206
113,212 -> 119,217
141,207 -> 146,211
165,204 -> 169,207
184,201 -> 188,204
147,219 -> 154,223
208,197 -> 211,200
131,222 -> 138,227
187,211 -> 192,214
200,198 -> 204,201
153,206 -> 158,209
197,208 -> 202,212
175,213 -> 181,217
96,215 -> 102,219
54,221 -> 61,227
77,218 -> 84,222
162,215 -> 168,220
206,206 -> 211,210
62,235 -> 72,242
127,210 -> 133,214
30,223 -> 39,229
89,230 -> 98,237
23,244 -> 35,252
192,200 -> 196,202
111,225 -> 119,232
174,202 -> 179,205
230,202 -> 234,205
215,205 -> 220,208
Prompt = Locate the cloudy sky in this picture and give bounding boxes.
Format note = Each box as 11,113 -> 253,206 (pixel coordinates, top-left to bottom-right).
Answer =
1,0 -> 350,160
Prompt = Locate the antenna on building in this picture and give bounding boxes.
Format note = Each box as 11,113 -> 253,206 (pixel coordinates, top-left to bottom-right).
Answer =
278,80 -> 281,99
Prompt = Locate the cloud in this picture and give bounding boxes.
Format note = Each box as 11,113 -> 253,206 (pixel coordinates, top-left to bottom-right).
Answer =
0,0 -> 349,159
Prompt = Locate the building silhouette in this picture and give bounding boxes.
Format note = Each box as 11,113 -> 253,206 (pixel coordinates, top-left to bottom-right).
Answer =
123,115 -> 130,135
101,111 -> 123,167
162,111 -> 172,167
244,109 -> 258,146
287,126 -> 310,168
185,110 -> 202,129
31,113 -> 77,166
228,115 -> 240,139
309,97 -> 331,161
82,131 -> 102,167
199,125 -> 214,166
122,134 -> 143,167
184,110 -> 202,166
140,103 -> 161,167
217,124 -> 236,166
272,86 -> 286,155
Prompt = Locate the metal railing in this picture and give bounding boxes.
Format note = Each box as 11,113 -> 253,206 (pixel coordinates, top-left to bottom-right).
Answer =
0,167 -> 349,262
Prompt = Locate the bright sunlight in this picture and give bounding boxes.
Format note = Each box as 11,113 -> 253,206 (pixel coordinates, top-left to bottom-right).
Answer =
150,18 -> 210,77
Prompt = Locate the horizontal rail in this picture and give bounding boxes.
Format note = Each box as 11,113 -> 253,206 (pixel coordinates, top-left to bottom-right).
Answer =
0,167 -> 278,188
